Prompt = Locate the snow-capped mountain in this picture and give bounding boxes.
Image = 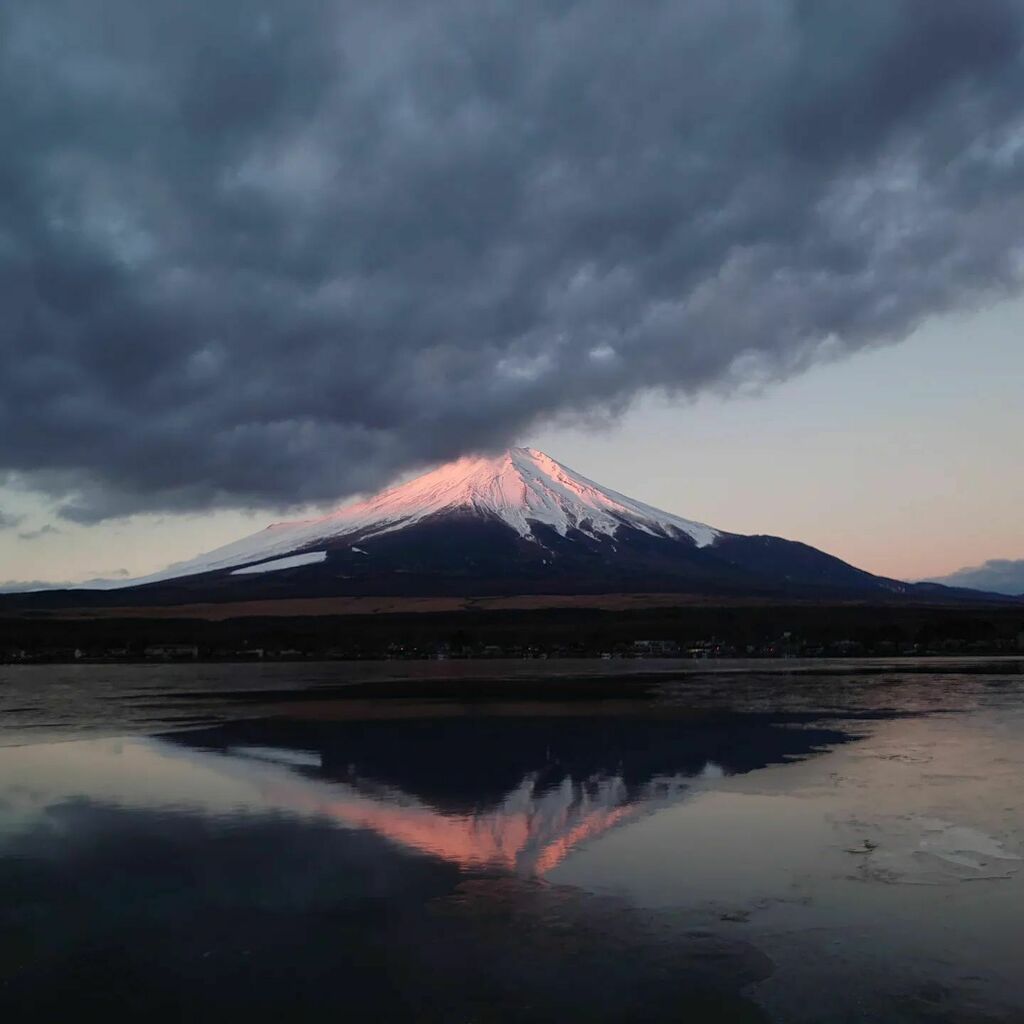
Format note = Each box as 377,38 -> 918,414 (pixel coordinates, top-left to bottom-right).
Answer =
56,445 -> 918,602
9,447 -> 1002,604
130,447 -> 719,585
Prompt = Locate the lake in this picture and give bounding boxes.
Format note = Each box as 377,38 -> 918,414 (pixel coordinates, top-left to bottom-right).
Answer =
1,658 -> 1022,1021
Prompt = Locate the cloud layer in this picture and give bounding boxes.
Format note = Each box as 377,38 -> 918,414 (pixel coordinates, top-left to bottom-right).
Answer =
929,559 -> 1024,596
3,0 -> 1024,520
0,511 -> 24,530
16,523 -> 61,542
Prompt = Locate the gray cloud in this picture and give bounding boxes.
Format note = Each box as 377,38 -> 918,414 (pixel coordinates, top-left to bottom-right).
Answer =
17,524 -> 62,541
0,568 -> 127,593
0,579 -> 66,593
2,0 -> 1024,521
928,559 -> 1024,596
0,510 -> 24,530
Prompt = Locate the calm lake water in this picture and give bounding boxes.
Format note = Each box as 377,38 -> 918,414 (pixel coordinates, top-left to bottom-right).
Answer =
2,658 -> 1023,1021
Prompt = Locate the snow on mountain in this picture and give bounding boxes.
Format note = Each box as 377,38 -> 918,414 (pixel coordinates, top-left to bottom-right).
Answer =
229,551 -> 328,576
114,448 -> 720,587
334,447 -> 717,546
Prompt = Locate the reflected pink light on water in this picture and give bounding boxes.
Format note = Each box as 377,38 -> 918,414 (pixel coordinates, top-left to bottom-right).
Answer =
260,775 -> 661,875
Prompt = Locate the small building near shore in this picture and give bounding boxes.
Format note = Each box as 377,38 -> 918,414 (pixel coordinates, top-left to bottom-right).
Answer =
144,643 -> 199,660
632,639 -> 680,657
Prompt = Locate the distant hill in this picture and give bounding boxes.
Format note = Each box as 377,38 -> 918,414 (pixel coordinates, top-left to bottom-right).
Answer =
925,558 -> 1024,598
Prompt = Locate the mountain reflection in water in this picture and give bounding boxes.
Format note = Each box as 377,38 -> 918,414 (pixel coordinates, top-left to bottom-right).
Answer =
170,707 -> 859,874
1,696 -> 937,1022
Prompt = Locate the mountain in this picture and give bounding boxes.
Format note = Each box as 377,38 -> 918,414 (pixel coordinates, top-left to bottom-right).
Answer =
127,446 -> 720,584
924,558 -> 1024,598
3,447 -> 1014,606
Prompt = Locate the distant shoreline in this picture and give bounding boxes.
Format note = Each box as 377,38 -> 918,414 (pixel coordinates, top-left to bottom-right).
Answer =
3,598 -> 1022,665
2,589 -> 1020,621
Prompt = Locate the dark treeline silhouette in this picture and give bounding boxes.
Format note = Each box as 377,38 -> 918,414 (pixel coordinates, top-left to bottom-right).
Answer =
3,603 -> 1023,663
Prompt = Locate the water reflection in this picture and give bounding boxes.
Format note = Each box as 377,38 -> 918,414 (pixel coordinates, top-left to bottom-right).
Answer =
0,705 -> 863,877
1,704 -> 867,1021
5,690 -> 1023,1021
162,707 -> 860,874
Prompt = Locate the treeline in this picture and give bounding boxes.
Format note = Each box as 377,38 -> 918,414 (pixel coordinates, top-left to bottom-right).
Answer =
2,602 -> 1023,662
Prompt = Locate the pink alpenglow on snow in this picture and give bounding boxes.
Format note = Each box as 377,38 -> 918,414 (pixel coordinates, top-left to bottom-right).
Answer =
107,448 -> 719,587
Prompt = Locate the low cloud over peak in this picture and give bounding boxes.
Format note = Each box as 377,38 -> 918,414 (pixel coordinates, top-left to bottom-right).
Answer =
4,0 -> 1024,521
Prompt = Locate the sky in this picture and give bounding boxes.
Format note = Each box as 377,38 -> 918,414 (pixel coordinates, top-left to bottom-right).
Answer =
2,0 -> 1024,591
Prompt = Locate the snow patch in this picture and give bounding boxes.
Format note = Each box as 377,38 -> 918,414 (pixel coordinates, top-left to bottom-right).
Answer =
228,746 -> 322,768
229,551 -> 327,575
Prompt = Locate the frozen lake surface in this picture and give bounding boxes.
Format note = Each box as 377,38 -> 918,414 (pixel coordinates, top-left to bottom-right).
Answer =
1,658 -> 1022,1021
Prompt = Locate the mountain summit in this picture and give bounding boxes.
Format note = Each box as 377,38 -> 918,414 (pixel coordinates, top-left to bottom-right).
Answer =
324,446 -> 720,547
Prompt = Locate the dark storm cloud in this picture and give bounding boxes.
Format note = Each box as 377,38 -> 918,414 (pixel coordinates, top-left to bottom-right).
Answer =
2,0 -> 1024,520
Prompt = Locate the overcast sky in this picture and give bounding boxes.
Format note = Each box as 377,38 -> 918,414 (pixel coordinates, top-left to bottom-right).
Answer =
2,0 -> 1023,587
